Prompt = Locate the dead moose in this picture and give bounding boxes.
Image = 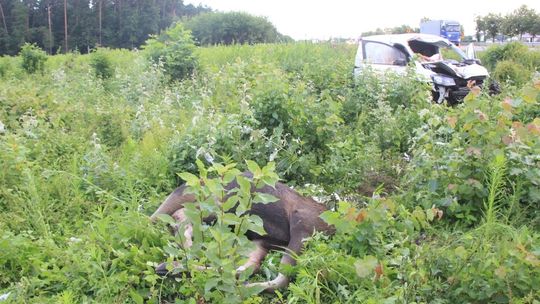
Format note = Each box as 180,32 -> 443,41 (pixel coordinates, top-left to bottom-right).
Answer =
150,172 -> 334,292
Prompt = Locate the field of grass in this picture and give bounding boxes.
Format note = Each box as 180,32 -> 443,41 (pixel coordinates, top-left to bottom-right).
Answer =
0,42 -> 539,303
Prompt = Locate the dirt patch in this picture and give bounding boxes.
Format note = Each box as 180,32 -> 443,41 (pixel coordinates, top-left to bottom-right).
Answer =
357,171 -> 399,197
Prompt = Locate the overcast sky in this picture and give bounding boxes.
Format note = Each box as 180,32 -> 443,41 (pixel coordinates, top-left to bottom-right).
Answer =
184,0 -> 540,40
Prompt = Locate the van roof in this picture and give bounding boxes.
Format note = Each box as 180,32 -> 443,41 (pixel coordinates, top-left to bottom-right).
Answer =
360,33 -> 451,47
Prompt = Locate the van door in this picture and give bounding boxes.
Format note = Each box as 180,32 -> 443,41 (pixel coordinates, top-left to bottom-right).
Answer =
354,40 -> 408,77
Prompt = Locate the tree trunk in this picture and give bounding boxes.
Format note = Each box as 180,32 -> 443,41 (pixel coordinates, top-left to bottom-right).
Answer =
0,0 -> 7,34
98,0 -> 102,46
25,2 -> 29,37
64,0 -> 68,52
118,0 -> 122,29
47,3 -> 53,54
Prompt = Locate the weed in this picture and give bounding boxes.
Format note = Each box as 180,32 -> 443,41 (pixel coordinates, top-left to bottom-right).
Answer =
19,43 -> 47,74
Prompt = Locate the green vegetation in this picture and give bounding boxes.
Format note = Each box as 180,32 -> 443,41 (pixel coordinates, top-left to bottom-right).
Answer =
475,5 -> 540,42
89,48 -> 114,79
0,57 -> 10,77
0,0 -> 211,55
185,12 -> 292,45
480,41 -> 540,86
0,1 -> 293,56
0,39 -> 539,303
19,43 -> 47,74
361,24 -> 419,37
143,23 -> 198,81
154,161 -> 281,303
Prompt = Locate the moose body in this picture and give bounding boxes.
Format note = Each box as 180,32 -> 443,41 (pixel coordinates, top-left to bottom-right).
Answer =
150,173 -> 334,292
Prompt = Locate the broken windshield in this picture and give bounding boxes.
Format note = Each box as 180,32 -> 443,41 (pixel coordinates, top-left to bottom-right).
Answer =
408,39 -> 467,62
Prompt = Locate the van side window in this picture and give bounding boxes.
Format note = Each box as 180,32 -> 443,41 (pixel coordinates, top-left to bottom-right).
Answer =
363,41 -> 407,65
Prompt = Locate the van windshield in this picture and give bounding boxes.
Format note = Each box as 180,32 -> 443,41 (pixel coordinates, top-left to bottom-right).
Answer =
445,25 -> 460,32
408,39 -> 466,62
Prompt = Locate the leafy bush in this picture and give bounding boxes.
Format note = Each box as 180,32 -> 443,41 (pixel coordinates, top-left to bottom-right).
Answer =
143,22 -> 198,81
155,161 -> 280,303
19,43 -> 47,74
185,12 -> 286,45
289,198 -> 437,303
481,42 -> 530,71
404,83 -> 540,225
493,60 -> 532,86
89,48 -> 114,79
290,197 -> 540,303
0,56 -> 10,77
480,42 -> 539,86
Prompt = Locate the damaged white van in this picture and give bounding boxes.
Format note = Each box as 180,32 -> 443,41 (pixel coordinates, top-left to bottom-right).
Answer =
353,33 -> 499,105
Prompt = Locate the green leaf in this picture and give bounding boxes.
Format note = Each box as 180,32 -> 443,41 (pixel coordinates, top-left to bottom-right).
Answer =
235,197 -> 250,216
222,213 -> 242,226
247,215 -> 267,235
337,201 -> 351,214
426,208 -> 435,222
320,210 -> 339,225
522,86 -> 538,103
253,192 -> 279,204
129,289 -> 144,304
208,227 -> 223,242
454,246 -> 467,259
223,168 -> 240,184
237,175 -> 252,195
205,178 -> 224,197
164,245 -> 181,257
196,159 -> 207,177
246,160 -> 262,178
178,172 -> 199,186
320,210 -> 354,233
242,283 -> 267,296
214,162 -> 238,177
183,203 -> 201,225
262,161 -> 276,173
156,214 -> 176,225
261,175 -> 279,188
199,197 -> 219,215
222,195 -> 239,212
204,278 -> 220,294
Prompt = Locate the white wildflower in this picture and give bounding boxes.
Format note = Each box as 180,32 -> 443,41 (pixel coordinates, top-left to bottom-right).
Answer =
269,149 -> 279,162
69,237 -> 82,243
0,292 -> 11,301
91,133 -> 102,149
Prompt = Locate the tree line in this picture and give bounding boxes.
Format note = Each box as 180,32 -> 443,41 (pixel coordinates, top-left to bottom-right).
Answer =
0,0 -> 211,55
185,12 -> 292,45
361,24 -> 419,37
476,5 -> 540,42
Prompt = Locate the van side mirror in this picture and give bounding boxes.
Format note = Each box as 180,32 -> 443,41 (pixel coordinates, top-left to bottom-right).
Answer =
466,43 -> 476,59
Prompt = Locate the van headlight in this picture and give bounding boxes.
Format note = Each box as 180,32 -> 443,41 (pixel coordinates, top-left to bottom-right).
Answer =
431,75 -> 456,86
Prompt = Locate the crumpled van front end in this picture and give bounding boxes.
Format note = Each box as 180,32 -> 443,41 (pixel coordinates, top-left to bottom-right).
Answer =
354,33 -> 497,105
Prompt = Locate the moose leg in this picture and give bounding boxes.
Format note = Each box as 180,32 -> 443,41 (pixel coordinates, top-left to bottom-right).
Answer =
246,231 -> 308,292
153,186 -> 197,277
171,208 -> 193,249
236,240 -> 268,277
155,208 -> 195,277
